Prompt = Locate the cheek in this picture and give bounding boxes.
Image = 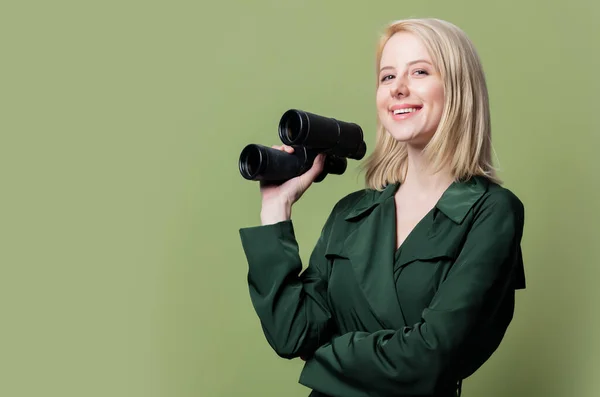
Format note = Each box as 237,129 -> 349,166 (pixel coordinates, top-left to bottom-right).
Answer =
432,87 -> 445,121
376,89 -> 386,109
432,85 -> 445,107
412,81 -> 445,106
428,82 -> 445,108
376,93 -> 389,119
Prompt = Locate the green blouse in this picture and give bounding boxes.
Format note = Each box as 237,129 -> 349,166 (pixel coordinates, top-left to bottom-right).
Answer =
239,176 -> 526,397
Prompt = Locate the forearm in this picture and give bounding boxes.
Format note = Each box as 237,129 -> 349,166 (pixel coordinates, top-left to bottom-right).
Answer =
240,220 -> 334,359
300,321 -> 452,396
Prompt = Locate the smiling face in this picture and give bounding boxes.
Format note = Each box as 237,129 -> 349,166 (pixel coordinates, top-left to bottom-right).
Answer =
376,32 -> 445,148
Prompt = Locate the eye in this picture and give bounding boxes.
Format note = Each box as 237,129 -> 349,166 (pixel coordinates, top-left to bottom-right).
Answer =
413,69 -> 429,76
380,74 -> 395,83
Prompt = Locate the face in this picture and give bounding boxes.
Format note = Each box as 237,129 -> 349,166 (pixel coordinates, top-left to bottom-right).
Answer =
376,32 -> 445,148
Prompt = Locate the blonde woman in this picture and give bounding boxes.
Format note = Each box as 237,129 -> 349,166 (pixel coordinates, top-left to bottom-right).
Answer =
240,18 -> 525,397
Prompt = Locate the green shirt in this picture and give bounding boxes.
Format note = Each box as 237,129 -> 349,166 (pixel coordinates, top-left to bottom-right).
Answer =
239,176 -> 526,397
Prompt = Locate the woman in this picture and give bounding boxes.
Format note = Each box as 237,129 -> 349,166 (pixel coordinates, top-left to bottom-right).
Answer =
239,18 -> 526,397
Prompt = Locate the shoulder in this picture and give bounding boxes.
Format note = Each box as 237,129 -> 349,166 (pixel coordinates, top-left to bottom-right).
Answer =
319,186 -> 386,229
322,188 -> 367,224
460,179 -> 527,288
462,178 -> 525,240
331,188 -> 373,212
476,179 -> 525,221
330,183 -> 393,216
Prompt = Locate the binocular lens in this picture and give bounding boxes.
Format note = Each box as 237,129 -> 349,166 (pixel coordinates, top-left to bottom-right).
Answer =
239,144 -> 263,180
280,111 -> 302,144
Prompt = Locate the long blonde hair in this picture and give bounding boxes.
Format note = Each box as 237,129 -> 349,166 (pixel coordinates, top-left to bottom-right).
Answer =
361,18 -> 501,190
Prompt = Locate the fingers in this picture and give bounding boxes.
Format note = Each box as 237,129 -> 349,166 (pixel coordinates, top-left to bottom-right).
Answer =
271,144 -> 294,153
300,153 -> 325,184
310,153 -> 326,175
278,153 -> 325,204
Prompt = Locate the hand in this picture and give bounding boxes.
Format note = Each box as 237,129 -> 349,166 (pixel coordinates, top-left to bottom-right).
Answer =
259,145 -> 325,225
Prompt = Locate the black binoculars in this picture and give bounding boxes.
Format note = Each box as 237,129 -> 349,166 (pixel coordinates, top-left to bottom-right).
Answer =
238,109 -> 367,184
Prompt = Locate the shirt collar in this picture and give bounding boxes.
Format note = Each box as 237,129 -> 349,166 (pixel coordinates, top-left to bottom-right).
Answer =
344,176 -> 489,224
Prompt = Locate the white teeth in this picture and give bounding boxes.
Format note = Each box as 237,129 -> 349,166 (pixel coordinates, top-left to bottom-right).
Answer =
393,107 -> 420,115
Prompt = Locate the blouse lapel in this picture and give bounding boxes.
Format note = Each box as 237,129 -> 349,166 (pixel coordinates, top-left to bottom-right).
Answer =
330,183 -> 408,329
323,177 -> 490,329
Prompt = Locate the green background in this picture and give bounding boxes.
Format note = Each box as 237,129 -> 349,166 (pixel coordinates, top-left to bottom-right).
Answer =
2,0 -> 599,396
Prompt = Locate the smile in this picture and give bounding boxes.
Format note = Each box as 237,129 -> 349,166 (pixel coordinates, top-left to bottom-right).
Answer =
391,107 -> 422,120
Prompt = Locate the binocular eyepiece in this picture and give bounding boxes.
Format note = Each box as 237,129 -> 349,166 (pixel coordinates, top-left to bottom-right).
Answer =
239,109 -> 367,184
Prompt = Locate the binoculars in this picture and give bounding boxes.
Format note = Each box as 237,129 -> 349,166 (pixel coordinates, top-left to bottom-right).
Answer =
238,109 -> 367,184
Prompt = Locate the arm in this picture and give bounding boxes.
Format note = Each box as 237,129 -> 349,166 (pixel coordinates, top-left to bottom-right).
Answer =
299,192 -> 525,396
239,210 -> 337,359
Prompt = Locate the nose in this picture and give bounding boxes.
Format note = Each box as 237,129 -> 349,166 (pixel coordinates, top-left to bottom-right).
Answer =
390,75 -> 408,98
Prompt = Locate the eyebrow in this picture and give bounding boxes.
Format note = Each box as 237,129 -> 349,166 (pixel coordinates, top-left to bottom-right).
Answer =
379,59 -> 432,73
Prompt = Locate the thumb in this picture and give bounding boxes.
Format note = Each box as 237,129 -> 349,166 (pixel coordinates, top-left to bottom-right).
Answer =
302,153 -> 326,183
292,154 -> 324,198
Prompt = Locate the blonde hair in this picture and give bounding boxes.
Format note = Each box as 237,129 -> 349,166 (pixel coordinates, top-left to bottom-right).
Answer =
361,18 -> 501,190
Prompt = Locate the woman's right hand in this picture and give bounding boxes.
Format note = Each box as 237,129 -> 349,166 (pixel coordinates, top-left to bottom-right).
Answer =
259,145 -> 326,225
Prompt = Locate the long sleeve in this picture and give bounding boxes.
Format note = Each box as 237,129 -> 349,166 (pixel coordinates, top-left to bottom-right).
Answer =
299,192 -> 525,396
239,213 -> 337,359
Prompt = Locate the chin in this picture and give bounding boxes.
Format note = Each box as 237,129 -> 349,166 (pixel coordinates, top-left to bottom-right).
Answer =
387,130 -> 431,147
386,129 -> 418,142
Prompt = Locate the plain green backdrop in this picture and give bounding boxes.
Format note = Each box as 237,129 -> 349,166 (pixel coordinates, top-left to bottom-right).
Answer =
2,0 -> 599,396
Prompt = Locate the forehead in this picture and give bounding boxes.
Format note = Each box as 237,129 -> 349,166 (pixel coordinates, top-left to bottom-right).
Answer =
380,32 -> 432,65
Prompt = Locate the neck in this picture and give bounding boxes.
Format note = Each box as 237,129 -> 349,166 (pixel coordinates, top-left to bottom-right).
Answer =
401,145 -> 454,194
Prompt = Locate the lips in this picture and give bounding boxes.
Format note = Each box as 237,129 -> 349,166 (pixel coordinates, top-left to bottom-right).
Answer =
390,105 -> 423,120
392,107 -> 421,115
390,103 -> 422,111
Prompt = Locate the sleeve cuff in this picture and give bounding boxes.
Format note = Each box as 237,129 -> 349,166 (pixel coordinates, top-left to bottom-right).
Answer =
239,220 -> 298,269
